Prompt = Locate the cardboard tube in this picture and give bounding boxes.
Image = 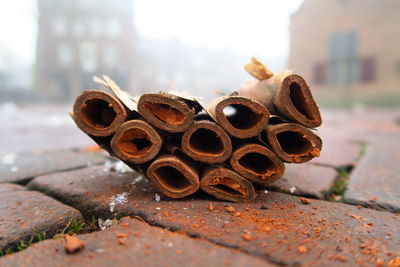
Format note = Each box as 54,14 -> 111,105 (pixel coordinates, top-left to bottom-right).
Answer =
146,154 -> 200,198
110,120 -> 162,164
262,123 -> 322,163
229,143 -> 285,184
207,95 -> 269,139
181,120 -> 232,163
73,90 -> 128,137
240,72 -> 322,128
201,166 -> 256,202
137,93 -> 196,133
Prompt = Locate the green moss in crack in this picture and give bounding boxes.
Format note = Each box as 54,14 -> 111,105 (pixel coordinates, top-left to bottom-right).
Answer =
333,169 -> 349,195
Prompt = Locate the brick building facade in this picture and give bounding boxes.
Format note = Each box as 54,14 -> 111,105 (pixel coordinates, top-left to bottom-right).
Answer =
289,0 -> 400,103
35,0 -> 135,100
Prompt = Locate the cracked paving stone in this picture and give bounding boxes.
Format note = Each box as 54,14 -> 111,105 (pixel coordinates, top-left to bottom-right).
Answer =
344,136 -> 400,212
0,190 -> 83,251
28,166 -> 400,267
0,149 -> 106,184
0,217 -> 273,267
0,183 -> 25,193
265,163 -> 337,199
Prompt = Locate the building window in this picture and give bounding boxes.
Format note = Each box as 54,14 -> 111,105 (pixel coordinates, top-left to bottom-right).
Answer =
329,31 -> 358,85
57,43 -> 73,67
73,20 -> 85,37
359,57 -> 375,82
106,18 -> 121,38
79,41 -> 98,72
89,18 -> 102,36
313,62 -> 327,84
53,17 -> 67,37
103,45 -> 118,68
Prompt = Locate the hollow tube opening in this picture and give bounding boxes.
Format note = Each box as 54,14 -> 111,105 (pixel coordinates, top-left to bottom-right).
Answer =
189,128 -> 224,155
289,82 -> 315,121
223,104 -> 263,130
81,99 -> 116,129
276,131 -> 313,155
118,128 -> 152,157
155,166 -> 191,191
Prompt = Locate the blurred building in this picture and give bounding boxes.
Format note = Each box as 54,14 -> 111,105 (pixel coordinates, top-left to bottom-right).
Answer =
289,0 -> 400,104
35,0 -> 135,101
133,38 -> 253,102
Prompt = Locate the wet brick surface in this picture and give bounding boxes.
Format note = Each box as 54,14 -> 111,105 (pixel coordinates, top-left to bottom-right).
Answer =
0,190 -> 83,251
28,166 -> 400,266
0,217 -> 272,267
0,149 -> 106,184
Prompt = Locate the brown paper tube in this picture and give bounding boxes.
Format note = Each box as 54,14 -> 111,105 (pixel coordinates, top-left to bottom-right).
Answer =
181,120 -> 232,163
261,123 -> 322,163
73,90 -> 128,137
201,166 -> 256,202
207,96 -> 269,139
137,93 -> 195,133
110,120 -> 162,164
229,143 -> 285,184
146,154 -> 200,198
240,72 -> 322,128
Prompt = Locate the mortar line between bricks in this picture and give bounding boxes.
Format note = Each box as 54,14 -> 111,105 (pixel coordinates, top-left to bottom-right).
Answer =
324,142 -> 369,204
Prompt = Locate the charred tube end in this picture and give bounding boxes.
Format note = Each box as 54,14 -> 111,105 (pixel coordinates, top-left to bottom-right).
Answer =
137,93 -> 195,133
181,120 -> 232,163
201,167 -> 256,202
146,155 -> 200,198
214,96 -> 269,139
110,120 -> 162,164
230,144 -> 285,184
73,90 -> 127,136
264,123 -> 322,163
277,74 -> 322,128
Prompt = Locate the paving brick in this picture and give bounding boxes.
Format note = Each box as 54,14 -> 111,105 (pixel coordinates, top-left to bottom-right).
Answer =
0,190 -> 83,251
266,163 -> 337,199
311,129 -> 361,168
0,183 -> 25,193
344,137 -> 400,212
28,166 -> 400,266
0,149 -> 106,184
0,217 -> 273,267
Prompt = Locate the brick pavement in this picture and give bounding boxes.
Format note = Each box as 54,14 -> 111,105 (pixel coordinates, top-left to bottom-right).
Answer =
1,217 -> 272,267
344,136 -> 400,212
0,149 -> 106,184
0,107 -> 399,266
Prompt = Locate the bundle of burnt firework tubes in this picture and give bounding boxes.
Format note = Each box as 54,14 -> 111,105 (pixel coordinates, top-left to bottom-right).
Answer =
71,58 -> 322,203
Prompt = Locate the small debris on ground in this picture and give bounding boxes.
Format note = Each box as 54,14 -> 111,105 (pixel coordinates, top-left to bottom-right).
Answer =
369,196 -> 377,202
208,202 -> 214,211
226,206 -> 235,213
242,232 -> 252,241
298,245 -> 308,254
300,197 -> 311,204
155,193 -> 161,202
388,257 -> 400,267
64,234 -> 85,254
289,186 -> 296,194
98,218 -> 119,230
335,255 -> 348,262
